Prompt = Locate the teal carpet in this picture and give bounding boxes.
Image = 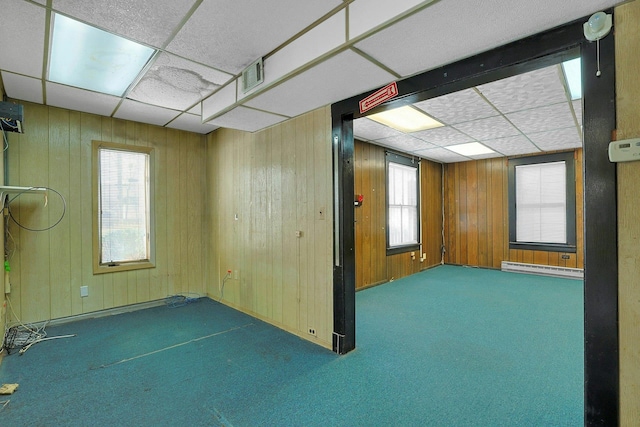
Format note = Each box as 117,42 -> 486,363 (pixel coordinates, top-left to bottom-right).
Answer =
0,265 -> 584,426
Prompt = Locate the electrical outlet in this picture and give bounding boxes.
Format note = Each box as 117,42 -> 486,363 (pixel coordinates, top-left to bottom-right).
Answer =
80,286 -> 89,297
308,328 -> 316,336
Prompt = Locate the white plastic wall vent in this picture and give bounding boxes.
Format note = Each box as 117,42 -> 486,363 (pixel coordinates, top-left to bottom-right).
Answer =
242,58 -> 264,93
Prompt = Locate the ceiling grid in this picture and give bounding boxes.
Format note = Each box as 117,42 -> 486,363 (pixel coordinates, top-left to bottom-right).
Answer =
0,0 -> 622,156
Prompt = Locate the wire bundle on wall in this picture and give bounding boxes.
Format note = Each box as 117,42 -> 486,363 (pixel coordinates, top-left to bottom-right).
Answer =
3,186 -> 67,232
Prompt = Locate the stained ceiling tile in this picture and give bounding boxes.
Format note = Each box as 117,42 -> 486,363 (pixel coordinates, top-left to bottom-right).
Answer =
1,72 -> 43,104
411,125 -> 474,147
113,99 -> 181,126
52,0 -> 199,48
166,113 -> 219,134
128,52 -> 233,111
244,49 -> 396,118
0,1 -> 46,78
414,147 -> 470,163
354,117 -> 404,141
527,127 -> 582,151
413,89 -> 498,125
506,102 -> 575,134
166,0 -> 342,74
477,65 -> 568,113
46,82 -> 121,116
206,106 -> 288,133
453,115 -> 520,141
481,135 -> 541,156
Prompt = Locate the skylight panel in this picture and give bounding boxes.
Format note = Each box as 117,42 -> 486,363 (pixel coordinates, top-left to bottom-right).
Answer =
446,142 -> 495,156
369,106 -> 443,133
562,58 -> 582,101
49,14 -> 155,97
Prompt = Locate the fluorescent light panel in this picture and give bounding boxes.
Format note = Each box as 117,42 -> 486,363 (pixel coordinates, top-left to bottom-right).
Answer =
562,58 -> 581,101
369,106 -> 443,133
446,142 -> 495,156
49,14 -> 155,96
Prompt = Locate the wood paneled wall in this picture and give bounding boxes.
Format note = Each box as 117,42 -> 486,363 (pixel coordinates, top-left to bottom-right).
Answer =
615,2 -> 640,424
354,140 -> 442,290
444,152 -> 584,269
4,102 -> 206,324
0,78 -> 5,337
206,107 -> 333,349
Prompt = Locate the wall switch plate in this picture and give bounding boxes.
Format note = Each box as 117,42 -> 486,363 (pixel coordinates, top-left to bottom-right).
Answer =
80,286 -> 89,297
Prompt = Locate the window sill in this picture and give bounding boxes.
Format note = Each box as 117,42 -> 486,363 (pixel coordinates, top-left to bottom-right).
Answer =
93,260 -> 155,275
386,243 -> 420,256
509,242 -> 576,253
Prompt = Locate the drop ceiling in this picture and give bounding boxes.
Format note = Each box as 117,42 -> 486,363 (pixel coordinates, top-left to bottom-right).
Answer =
0,0 -> 623,149
354,63 -> 584,163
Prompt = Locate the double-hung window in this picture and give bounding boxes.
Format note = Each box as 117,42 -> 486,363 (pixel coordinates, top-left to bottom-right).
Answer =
508,152 -> 576,252
93,141 -> 155,274
386,152 -> 420,254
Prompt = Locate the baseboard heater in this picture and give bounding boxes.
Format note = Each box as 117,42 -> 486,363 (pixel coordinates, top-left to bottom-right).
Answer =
501,261 -> 584,279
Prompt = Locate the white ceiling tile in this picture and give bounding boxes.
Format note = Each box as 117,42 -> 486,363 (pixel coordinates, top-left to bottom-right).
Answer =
453,116 -> 520,141
202,82 -> 237,121
414,147 -> 470,163
414,89 -> 498,125
349,0 -> 432,40
188,104 -> 201,115
527,127 -> 582,151
113,99 -> 181,126
481,135 -> 541,156
477,65 -> 568,113
166,113 -> 219,134
244,49 -> 396,118
354,0 -> 621,77
46,82 -> 120,116
0,1 -> 46,78
375,134 -> 437,152
506,102 -> 575,134
52,0 -> 199,48
240,10 -> 346,101
166,0 -> 343,74
129,52 -> 233,110
572,99 -> 583,126
206,106 -> 288,133
1,72 -> 43,104
354,117 -> 404,141
411,126 -> 474,147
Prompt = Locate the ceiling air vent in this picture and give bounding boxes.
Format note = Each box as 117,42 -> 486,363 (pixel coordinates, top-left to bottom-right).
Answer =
242,58 -> 264,93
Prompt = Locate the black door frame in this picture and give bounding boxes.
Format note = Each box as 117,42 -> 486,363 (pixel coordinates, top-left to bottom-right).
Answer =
331,13 -> 617,426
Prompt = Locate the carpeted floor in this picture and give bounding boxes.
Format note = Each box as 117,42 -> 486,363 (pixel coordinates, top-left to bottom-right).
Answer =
0,265 -> 584,426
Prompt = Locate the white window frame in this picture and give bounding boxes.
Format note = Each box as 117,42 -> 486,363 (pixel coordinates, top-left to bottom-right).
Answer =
386,152 -> 420,255
92,140 -> 155,274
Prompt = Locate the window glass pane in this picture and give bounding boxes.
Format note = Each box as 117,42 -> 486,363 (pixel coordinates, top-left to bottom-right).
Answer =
515,161 -> 566,243
99,148 -> 150,263
387,161 -> 418,248
388,206 -> 402,246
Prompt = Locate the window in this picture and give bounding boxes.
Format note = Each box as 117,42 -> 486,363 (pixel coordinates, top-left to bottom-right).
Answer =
93,141 -> 155,274
386,152 -> 420,254
508,152 -> 576,252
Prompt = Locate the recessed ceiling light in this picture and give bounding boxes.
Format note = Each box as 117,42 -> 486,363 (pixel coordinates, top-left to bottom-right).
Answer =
562,58 -> 582,101
446,142 -> 495,156
368,106 -> 444,133
49,14 -> 155,96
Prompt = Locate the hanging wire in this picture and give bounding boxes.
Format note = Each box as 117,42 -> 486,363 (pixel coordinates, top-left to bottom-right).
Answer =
6,186 -> 66,232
